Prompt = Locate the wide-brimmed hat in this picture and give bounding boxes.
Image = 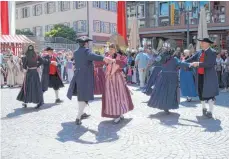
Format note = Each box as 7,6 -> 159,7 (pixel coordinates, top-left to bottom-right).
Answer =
197,38 -> 214,44
76,36 -> 93,43
45,47 -> 54,51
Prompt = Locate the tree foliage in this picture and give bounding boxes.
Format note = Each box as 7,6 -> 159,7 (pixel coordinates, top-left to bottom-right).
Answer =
45,24 -> 77,42
16,29 -> 34,36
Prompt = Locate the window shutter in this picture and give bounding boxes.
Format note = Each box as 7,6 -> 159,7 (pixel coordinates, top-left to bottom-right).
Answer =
45,25 -> 48,32
40,26 -> 43,36
58,2 -> 61,11
32,27 -> 36,35
40,5 -> 43,15
107,22 -> 110,34
27,7 -> 30,17
93,2 -> 96,7
20,9 -> 23,18
53,2 -> 56,12
44,3 -> 47,14
109,2 -> 112,11
32,5 -> 35,16
93,21 -> 96,32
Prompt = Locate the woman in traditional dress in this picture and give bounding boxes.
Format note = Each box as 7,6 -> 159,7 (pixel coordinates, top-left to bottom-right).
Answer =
15,54 -> 24,86
0,64 -> 6,88
94,52 -> 105,95
102,44 -> 134,123
179,49 -> 197,102
6,55 -> 16,87
147,47 -> 190,114
17,45 -> 44,109
143,54 -> 162,95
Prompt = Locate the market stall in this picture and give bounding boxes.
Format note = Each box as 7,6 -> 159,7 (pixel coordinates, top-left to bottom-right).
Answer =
0,35 -> 35,56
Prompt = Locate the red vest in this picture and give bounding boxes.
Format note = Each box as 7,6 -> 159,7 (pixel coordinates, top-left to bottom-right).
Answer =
198,51 -> 205,74
49,56 -> 57,75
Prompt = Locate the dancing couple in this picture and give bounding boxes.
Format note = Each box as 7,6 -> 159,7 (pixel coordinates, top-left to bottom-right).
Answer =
67,36 -> 134,125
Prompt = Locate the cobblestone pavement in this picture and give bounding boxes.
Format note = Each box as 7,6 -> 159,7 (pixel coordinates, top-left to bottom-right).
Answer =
1,84 -> 229,159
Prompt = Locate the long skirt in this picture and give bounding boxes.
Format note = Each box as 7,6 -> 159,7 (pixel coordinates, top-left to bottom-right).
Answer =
7,70 -> 15,86
49,73 -> 64,90
0,71 -> 5,85
144,66 -> 162,95
180,69 -> 197,97
94,68 -> 105,95
17,69 -> 44,104
15,70 -> 24,85
148,72 -> 180,110
102,72 -> 134,118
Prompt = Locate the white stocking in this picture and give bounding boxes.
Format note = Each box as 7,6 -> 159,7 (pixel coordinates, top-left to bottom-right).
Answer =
77,101 -> 86,119
208,99 -> 214,113
201,101 -> 206,109
54,90 -> 59,99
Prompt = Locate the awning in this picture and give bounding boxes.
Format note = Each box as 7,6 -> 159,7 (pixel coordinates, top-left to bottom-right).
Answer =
0,35 -> 35,44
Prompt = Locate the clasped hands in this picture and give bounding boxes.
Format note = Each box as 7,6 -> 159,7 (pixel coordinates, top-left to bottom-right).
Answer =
50,61 -> 57,66
189,62 -> 199,68
103,57 -> 115,64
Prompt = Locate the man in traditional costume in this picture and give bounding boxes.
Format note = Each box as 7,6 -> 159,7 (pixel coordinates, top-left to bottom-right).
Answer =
67,36 -> 114,125
188,38 -> 219,118
41,47 -> 64,103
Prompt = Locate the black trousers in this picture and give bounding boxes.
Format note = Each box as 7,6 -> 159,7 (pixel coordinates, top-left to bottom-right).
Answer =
198,74 -> 215,101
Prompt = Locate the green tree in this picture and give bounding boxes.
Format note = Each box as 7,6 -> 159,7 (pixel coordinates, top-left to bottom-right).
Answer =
16,29 -> 34,36
45,24 -> 77,42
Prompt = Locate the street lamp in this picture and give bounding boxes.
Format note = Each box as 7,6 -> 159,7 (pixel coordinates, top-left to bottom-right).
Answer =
179,2 -> 198,47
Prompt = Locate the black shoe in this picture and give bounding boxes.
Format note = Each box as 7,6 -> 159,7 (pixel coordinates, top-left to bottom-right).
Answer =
75,119 -> 82,125
202,108 -> 207,116
22,103 -> 27,108
80,113 -> 90,120
206,112 -> 213,118
35,103 -> 43,109
55,98 -> 63,103
164,109 -> 170,114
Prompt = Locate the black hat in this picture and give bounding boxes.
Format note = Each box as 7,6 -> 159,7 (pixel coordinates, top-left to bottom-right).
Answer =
45,47 -> 54,51
197,38 -> 214,44
76,36 -> 93,43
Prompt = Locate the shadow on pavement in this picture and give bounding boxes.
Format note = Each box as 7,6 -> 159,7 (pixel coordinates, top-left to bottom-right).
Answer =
95,118 -> 132,143
148,112 -> 200,128
1,103 -> 57,119
56,118 -> 132,144
181,116 -> 222,132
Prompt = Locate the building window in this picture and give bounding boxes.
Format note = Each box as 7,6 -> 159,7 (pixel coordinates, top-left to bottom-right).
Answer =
93,1 -> 100,8
159,2 -> 169,16
109,2 -> 117,12
74,1 -> 86,9
137,4 -> 145,18
212,2 -> 226,23
93,20 -> 101,33
45,25 -> 54,32
110,23 -> 117,34
59,1 -> 70,12
73,21 -> 87,33
16,9 -> 18,19
33,26 -> 42,37
102,22 -> 110,34
45,2 -> 56,14
101,1 -> 109,10
21,7 -> 30,18
33,4 -> 42,16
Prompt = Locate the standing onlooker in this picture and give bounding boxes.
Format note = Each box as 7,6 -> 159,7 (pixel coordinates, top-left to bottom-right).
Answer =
6,55 -> 16,87
222,52 -> 229,92
15,53 -> 24,86
135,47 -> 149,88
66,54 -> 74,83
0,64 -> 6,88
216,52 -> 224,88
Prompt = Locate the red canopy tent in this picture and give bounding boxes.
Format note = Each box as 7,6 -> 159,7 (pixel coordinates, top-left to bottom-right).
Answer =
0,35 -> 35,56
